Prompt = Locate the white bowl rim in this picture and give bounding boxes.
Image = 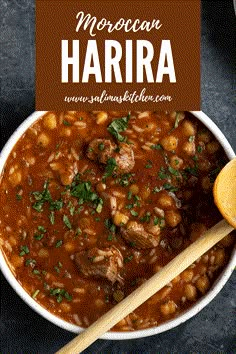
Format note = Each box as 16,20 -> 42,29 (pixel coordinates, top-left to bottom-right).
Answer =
0,110 -> 235,340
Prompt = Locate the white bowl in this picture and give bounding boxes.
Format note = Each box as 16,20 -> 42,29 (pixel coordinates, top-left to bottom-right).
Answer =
0,111 -> 235,340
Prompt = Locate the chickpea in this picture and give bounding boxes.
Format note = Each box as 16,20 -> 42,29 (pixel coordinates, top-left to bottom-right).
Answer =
37,133 -> 50,147
60,173 -> 73,186
60,302 -> 72,313
129,184 -> 139,195
9,171 -> 22,187
60,128 -> 71,137
165,210 -> 181,227
9,236 -> 17,246
160,135 -> 178,151
206,141 -> 220,154
184,284 -> 197,301
198,130 -> 211,143
181,269 -> 194,282
214,248 -> 225,266
169,155 -> 183,170
113,211 -> 129,226
182,120 -> 196,137
43,113 -> 57,130
196,275 -> 210,294
160,300 -> 176,316
158,193 -> 174,209
96,111 -> 108,125
64,241 -> 75,252
96,182 -> 106,193
140,187 -> 151,200
11,254 -> 24,268
182,141 -> 195,156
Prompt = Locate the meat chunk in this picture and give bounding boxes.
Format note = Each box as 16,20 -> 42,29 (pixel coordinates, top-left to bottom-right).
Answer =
87,139 -> 116,164
74,246 -> 123,283
87,138 -> 135,173
121,221 -> 160,249
114,143 -> 135,174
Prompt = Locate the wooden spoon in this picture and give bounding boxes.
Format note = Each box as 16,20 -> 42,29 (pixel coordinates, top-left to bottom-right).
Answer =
56,158 -> 236,354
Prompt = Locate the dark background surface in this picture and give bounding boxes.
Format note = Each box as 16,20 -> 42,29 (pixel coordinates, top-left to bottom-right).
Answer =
0,0 -> 235,353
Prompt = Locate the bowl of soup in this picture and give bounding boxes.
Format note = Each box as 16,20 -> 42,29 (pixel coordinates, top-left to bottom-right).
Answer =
0,110 -> 235,339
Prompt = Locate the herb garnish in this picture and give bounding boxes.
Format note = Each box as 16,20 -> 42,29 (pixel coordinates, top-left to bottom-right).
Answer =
107,113 -> 130,142
19,245 -> 29,256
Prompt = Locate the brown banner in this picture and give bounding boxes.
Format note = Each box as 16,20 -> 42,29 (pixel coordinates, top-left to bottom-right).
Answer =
36,0 -> 200,110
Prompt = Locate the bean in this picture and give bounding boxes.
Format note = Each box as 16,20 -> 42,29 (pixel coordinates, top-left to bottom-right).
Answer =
60,128 -> 72,137
113,211 -> 129,226
37,133 -> 50,147
169,155 -> 183,170
96,182 -> 106,193
160,136 -> 178,151
198,131 -> 211,143
182,141 -> 195,156
214,248 -> 225,266
9,171 -> 22,187
160,300 -> 176,316
64,242 -> 75,252
11,254 -> 24,268
196,275 -> 210,294
129,184 -> 139,195
181,269 -> 194,282
96,111 -> 108,125
182,120 -> 196,136
201,176 -> 212,190
165,210 -> 181,227
206,141 -> 220,154
157,193 -> 174,209
60,303 -> 72,313
184,284 -> 197,301
43,113 -> 57,129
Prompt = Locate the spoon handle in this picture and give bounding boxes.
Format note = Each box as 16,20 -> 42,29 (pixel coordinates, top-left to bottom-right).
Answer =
56,219 -> 233,354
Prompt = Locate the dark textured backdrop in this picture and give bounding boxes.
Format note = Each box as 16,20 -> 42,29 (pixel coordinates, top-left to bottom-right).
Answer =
0,1 -> 235,353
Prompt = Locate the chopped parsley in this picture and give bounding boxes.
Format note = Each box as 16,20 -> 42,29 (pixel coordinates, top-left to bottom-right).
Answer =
32,180 -> 52,212
49,211 -> 55,225
174,112 -> 181,128
104,218 -> 116,233
63,119 -> 71,126
49,288 -> 72,303
189,135 -> 195,142
107,113 -> 130,142
168,166 -> 179,176
124,255 -> 133,263
140,212 -> 151,223
103,158 -> 117,179
25,258 -> 36,266
63,215 -> 72,229
98,143 -> 105,151
55,240 -> 63,248
151,144 -> 162,150
19,245 -> 29,256
197,145 -> 203,153
145,160 -> 153,169
130,210 -> 138,217
16,194 -> 22,201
